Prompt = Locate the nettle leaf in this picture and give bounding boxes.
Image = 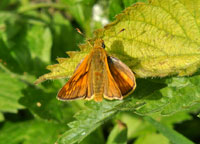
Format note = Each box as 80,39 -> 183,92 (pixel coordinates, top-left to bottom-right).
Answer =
26,25 -> 52,63
34,0 -> 200,143
35,44 -> 91,84
102,0 -> 200,78
0,71 -> 26,113
57,80 -> 163,144
36,0 -> 200,84
19,85 -> 79,123
57,100 -> 123,144
115,75 -> 200,115
0,120 -> 66,144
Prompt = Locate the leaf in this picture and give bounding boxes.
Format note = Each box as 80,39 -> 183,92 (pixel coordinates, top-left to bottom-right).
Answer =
26,25 -> 52,63
106,120 -> 127,144
102,0 -> 200,78
134,133 -> 169,144
122,0 -> 148,8
35,0 -> 200,84
114,75 -> 200,116
60,0 -> 95,36
19,85 -> 79,123
0,120 -> 66,144
80,128 -> 105,144
51,12 -> 83,61
0,71 -> 26,113
145,116 -> 195,144
56,100 -> 122,144
160,75 -> 200,115
0,12 -> 50,78
56,79 -> 163,144
119,113 -> 156,139
0,112 -> 4,122
160,111 -> 192,128
198,114 -> 200,118
109,0 -> 123,21
34,44 -> 91,84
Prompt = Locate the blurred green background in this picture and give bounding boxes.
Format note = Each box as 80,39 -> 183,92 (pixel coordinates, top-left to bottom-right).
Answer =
0,0 -> 199,144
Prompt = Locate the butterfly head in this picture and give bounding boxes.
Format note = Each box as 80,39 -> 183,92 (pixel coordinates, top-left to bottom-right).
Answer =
94,39 -> 105,49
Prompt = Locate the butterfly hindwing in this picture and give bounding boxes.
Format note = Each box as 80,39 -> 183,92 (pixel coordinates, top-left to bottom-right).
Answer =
103,56 -> 122,100
107,56 -> 136,96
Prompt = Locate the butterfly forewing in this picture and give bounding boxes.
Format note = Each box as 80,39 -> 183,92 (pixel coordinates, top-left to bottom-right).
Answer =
107,56 -> 136,96
57,55 -> 92,100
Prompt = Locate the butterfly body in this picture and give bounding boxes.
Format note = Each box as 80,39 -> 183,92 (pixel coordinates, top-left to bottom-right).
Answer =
57,39 -> 136,102
90,46 -> 107,101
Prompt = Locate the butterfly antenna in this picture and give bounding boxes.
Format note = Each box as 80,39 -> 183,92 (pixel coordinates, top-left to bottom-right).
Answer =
76,28 -> 93,47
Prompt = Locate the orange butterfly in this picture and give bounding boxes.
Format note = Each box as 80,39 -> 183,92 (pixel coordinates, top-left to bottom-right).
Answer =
57,39 -> 136,102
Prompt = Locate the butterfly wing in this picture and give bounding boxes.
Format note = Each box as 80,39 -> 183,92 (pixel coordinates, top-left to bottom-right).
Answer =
107,56 -> 136,96
57,55 -> 93,100
103,56 -> 122,100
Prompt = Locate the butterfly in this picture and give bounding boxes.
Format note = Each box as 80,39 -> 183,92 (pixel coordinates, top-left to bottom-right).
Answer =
57,39 -> 136,102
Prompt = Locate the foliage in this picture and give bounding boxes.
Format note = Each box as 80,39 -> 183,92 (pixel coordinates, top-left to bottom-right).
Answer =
0,0 -> 200,144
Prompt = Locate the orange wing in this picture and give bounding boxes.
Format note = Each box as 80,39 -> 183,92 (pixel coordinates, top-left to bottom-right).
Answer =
103,56 -> 122,100
57,55 -> 93,100
107,56 -> 136,96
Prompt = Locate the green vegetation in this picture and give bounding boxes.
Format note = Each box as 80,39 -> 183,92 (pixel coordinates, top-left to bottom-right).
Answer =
0,0 -> 200,144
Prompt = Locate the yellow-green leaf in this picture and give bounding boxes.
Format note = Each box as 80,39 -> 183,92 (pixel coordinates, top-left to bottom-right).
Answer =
101,0 -> 200,77
36,0 -> 200,84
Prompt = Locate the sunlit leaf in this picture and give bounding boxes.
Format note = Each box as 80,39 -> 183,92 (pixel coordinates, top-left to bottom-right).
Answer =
36,0 -> 200,84
0,71 -> 25,113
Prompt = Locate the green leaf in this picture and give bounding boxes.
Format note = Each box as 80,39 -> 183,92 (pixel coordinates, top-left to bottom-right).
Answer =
51,12 -> 83,61
56,100 -> 122,144
109,0 -> 123,21
56,79 -> 163,144
122,0 -> 148,8
119,113 -> 156,139
160,76 -> 200,115
198,114 -> 200,118
26,25 -> 52,63
0,120 -> 66,144
0,112 -> 4,122
145,116 -> 195,144
134,133 -> 169,144
34,46 -> 90,84
35,0 -> 200,84
19,85 -> 79,123
106,121 -> 127,144
102,0 -> 200,77
0,12 -> 50,77
160,111 -> 192,128
80,128 -> 105,144
114,75 -> 200,116
60,0 -> 95,36
0,71 -> 26,113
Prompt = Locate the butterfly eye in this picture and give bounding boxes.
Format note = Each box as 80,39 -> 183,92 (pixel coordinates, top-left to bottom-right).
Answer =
102,42 -> 105,48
